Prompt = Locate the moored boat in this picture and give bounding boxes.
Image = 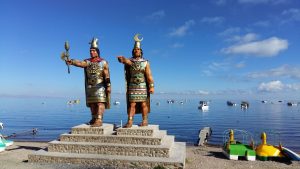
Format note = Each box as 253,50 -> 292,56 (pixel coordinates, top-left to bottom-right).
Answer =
227,101 -> 237,106
287,102 -> 297,106
167,99 -> 175,104
113,101 -> 120,105
222,129 -> 256,161
241,101 -> 249,109
198,101 -> 209,110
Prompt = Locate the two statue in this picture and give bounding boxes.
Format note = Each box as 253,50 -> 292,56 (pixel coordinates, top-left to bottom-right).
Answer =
63,34 -> 154,128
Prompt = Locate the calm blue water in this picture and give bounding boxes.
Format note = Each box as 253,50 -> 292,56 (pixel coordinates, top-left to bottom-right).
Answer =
0,97 -> 300,152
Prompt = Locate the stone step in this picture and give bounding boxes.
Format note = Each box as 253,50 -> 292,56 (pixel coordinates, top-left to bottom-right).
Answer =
116,125 -> 159,136
60,130 -> 170,145
28,142 -> 186,169
48,136 -> 174,157
71,123 -> 114,135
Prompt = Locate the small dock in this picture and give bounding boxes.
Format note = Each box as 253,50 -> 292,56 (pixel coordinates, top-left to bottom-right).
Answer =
198,127 -> 212,146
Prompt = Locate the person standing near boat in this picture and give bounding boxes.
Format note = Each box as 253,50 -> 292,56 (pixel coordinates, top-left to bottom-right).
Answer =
117,34 -> 154,128
65,38 -> 111,127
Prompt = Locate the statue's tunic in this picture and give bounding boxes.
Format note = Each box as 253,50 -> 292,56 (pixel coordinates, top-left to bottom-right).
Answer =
126,58 -> 148,102
84,59 -> 107,106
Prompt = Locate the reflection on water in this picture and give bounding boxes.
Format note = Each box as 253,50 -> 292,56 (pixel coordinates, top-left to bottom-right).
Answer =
0,97 -> 300,152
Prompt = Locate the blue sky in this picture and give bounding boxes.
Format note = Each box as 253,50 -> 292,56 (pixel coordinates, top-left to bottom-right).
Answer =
0,0 -> 300,100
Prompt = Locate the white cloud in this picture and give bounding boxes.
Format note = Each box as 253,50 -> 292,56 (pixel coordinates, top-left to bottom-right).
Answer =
282,8 -> 300,16
253,20 -> 270,27
212,89 -> 253,96
222,37 -> 288,57
197,90 -> 210,95
145,10 -> 165,21
281,8 -> 300,23
201,16 -> 225,24
202,61 -> 245,76
219,27 -> 241,36
169,20 -> 195,37
235,61 -> 245,68
215,0 -> 227,5
208,62 -> 230,71
239,0 -> 268,3
214,0 -> 289,5
286,84 -> 300,90
201,70 -> 213,76
248,65 -> 300,79
170,43 -> 184,48
258,80 -> 284,92
258,80 -> 300,92
238,0 -> 289,4
228,33 -> 259,43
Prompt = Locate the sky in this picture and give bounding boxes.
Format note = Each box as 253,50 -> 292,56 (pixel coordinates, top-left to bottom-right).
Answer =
0,0 -> 300,100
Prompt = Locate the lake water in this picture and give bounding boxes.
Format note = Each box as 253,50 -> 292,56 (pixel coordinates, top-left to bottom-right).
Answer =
0,96 -> 300,152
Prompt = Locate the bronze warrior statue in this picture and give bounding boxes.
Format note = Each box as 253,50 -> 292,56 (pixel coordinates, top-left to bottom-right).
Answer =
65,38 -> 111,127
117,34 -> 154,128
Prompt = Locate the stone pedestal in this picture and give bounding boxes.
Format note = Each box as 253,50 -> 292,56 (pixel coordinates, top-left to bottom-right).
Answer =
28,123 -> 186,169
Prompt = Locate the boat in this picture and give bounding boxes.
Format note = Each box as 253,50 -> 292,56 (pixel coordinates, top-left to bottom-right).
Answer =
282,147 -> 300,161
287,102 -> 297,106
261,100 -> 268,103
167,99 -> 175,104
67,99 -> 80,105
227,101 -> 236,106
241,101 -> 249,109
0,135 -> 13,147
113,101 -> 120,105
73,99 -> 80,104
255,132 -> 285,161
198,101 -> 209,110
0,140 -> 5,152
0,122 -> 14,152
222,129 -> 256,161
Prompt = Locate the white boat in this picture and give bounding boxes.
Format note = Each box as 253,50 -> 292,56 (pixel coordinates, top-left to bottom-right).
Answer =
227,101 -> 236,106
282,147 -> 300,161
241,101 -> 249,109
73,99 -> 80,104
287,102 -> 297,106
67,99 -> 80,105
167,99 -> 175,104
113,101 -> 120,105
198,101 -> 209,110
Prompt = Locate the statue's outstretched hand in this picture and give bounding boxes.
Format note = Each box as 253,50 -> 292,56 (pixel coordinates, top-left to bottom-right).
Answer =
117,56 -> 125,63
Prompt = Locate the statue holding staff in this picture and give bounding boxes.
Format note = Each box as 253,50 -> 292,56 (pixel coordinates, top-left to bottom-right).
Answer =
62,38 -> 111,127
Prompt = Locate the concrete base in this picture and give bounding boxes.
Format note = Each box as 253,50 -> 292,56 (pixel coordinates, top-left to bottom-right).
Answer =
29,123 -> 186,168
